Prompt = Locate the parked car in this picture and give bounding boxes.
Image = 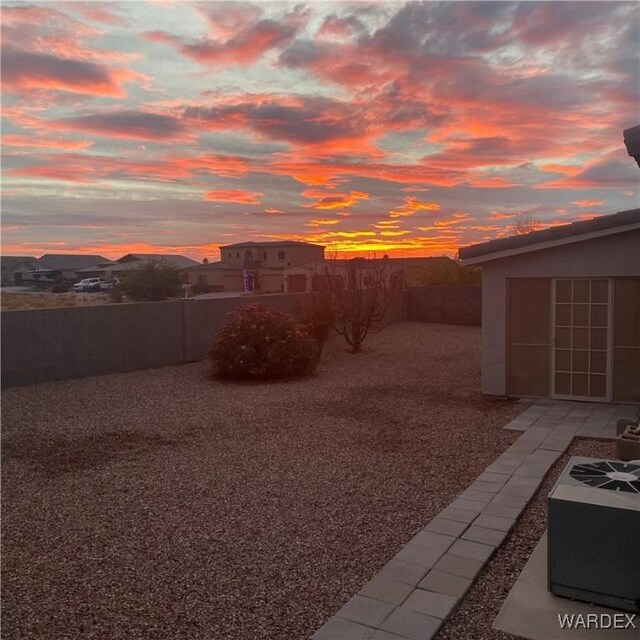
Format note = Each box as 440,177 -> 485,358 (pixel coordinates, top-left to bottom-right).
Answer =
72,278 -> 104,292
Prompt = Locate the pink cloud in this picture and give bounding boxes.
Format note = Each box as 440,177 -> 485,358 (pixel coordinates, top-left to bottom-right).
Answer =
144,6 -> 307,67
204,189 -> 263,205
1,48 -> 139,98
49,110 -> 188,142
572,199 -> 604,208
2,134 -> 92,151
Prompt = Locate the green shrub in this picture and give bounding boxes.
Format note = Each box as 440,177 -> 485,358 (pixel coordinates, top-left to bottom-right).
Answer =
295,292 -> 334,356
120,259 -> 182,301
210,303 -> 319,380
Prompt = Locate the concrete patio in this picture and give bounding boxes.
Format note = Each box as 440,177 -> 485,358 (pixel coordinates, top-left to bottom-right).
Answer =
312,400 -> 639,640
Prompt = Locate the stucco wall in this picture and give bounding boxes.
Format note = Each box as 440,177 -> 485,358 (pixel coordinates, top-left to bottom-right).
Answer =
481,231 -> 640,396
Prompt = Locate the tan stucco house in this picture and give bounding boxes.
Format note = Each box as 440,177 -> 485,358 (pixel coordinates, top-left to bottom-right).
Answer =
459,208 -> 640,402
184,241 -> 325,293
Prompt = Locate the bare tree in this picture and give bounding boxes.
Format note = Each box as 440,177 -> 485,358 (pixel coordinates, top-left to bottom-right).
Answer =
324,257 -> 402,353
513,213 -> 541,235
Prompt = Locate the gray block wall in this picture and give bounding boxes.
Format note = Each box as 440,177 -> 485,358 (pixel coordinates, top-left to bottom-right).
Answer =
1,301 -> 185,387
1,295 -> 306,388
407,287 -> 482,326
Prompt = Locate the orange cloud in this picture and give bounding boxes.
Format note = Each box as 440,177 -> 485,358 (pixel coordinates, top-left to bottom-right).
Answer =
389,197 -> 439,218
302,190 -> 368,210
488,211 -> 517,220
572,199 -> 604,208
1,48 -> 142,98
204,189 -> 263,205
540,163 -> 582,176
305,218 -> 342,227
434,213 -> 473,227
2,134 -> 92,150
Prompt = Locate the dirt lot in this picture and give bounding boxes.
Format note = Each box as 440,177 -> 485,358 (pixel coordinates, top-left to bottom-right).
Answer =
1,291 -> 111,311
2,323 -> 523,640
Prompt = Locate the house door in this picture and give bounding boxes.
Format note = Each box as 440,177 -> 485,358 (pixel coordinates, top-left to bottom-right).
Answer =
552,278 -> 611,401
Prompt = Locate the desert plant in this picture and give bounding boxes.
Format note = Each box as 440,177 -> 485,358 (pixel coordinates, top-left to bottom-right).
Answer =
323,258 -> 402,353
294,291 -> 334,356
120,259 -> 182,301
210,303 -> 319,380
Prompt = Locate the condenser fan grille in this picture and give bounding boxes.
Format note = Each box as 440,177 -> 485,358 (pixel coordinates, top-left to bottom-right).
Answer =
570,461 -> 640,493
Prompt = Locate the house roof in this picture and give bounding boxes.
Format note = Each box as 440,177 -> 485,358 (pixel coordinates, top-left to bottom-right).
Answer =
184,261 -> 237,271
220,241 -> 325,250
1,256 -> 40,269
459,208 -> 640,265
38,254 -> 108,270
116,253 -> 200,268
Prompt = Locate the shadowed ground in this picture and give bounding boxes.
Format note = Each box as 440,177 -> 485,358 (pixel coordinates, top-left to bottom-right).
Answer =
2,322 -> 522,640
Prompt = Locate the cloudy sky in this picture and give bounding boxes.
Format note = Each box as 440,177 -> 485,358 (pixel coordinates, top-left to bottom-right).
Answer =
2,1 -> 638,261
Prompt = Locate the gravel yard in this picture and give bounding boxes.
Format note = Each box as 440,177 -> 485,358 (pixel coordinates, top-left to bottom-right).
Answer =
2,322 -> 522,640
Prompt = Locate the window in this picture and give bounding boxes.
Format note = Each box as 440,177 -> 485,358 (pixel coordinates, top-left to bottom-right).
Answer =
228,253 -> 231,258
278,251 -> 285,260
263,252 -> 267,260
236,252 -> 240,258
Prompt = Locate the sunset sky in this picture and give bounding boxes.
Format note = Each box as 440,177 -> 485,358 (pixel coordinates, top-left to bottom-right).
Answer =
2,0 -> 639,261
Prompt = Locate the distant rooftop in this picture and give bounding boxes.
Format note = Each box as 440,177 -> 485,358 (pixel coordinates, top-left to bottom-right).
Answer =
117,253 -> 200,268
38,254 -> 108,270
1,256 -> 39,269
459,208 -> 640,264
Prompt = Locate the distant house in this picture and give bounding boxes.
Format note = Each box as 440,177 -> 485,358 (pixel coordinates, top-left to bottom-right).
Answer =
184,241 -> 325,293
38,254 -> 109,281
77,253 -> 200,280
459,208 -> 640,402
1,256 -> 49,286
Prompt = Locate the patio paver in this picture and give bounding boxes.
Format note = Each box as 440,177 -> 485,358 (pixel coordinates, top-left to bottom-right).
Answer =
310,399 -> 639,639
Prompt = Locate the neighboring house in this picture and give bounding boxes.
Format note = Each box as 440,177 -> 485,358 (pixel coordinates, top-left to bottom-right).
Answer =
38,254 -> 109,281
1,256 -> 49,286
184,241 -> 325,293
459,208 -> 640,402
77,253 -> 200,280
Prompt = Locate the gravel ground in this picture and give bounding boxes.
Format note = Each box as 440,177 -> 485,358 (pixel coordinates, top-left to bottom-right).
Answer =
435,438 -> 615,640
2,322 -> 522,640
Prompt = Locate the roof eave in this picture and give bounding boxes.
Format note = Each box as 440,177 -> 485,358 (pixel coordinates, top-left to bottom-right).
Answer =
460,221 -> 640,265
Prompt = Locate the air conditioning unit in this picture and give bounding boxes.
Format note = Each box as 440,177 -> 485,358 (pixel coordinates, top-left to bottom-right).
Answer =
548,456 -> 640,613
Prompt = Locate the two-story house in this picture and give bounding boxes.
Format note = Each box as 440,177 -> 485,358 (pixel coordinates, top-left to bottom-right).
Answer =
184,241 -> 325,293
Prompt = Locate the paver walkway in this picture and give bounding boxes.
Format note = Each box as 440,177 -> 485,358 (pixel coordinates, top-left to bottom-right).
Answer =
311,400 -> 639,640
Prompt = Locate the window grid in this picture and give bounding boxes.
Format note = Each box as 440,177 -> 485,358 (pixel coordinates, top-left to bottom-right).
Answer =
554,279 -> 608,399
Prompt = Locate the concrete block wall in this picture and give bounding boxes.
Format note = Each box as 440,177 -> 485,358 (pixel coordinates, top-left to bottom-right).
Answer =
406,287 -> 482,326
1,301 -> 185,387
4,292 -> 401,387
